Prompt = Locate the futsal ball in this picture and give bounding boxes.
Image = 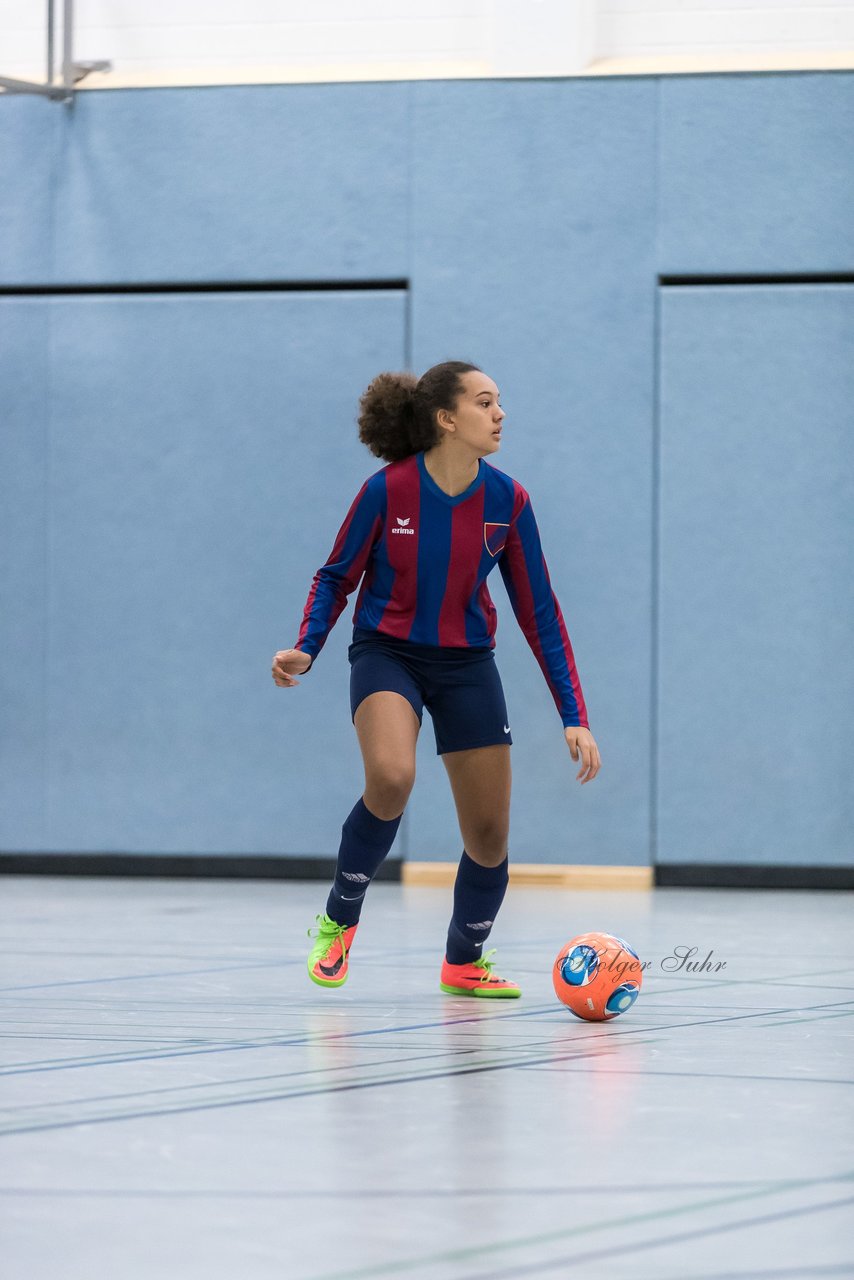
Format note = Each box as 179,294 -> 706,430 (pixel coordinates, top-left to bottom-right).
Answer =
552,932 -> 643,1021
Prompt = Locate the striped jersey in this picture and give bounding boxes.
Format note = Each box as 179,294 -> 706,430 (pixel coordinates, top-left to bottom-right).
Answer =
294,450 -> 588,728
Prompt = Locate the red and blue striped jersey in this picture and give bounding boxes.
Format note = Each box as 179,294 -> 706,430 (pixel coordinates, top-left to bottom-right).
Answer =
294,450 -> 588,728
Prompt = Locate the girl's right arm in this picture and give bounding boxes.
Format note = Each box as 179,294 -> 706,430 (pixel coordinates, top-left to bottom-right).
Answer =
272,475 -> 384,686
271,648 -> 312,687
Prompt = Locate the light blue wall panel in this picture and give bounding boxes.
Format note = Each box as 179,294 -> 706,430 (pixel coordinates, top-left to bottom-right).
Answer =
0,96 -> 55,282
408,79 -> 657,864
3,73 -> 852,869
2,84 -> 410,284
0,291 -> 405,855
0,301 -> 50,844
659,73 -> 854,274
658,284 -> 854,865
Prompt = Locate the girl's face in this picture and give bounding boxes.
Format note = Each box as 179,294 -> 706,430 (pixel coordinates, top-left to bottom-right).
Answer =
438,371 -> 505,453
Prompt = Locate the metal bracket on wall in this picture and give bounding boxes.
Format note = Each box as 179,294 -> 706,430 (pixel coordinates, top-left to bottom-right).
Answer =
0,0 -> 111,104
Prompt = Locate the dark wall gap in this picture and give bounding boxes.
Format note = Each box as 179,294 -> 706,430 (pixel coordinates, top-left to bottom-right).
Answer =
0,279 -> 409,297
659,273 -> 854,287
0,854 -> 402,882
656,863 -> 854,891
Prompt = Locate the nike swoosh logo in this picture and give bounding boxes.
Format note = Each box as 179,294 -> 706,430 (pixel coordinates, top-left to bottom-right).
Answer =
318,957 -> 343,977
503,725 -> 510,734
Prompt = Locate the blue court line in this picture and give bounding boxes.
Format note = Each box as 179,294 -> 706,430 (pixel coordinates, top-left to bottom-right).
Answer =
2,1043 -> 494,1114
1,1174 -> 852,1199
463,1195 -> 854,1280
518,1063 -> 854,1087
0,1007 -> 846,1136
753,1008 -> 854,1029
319,1182 -> 854,1280
3,993 -> 852,1082
0,948 -> 268,959
1,1037 -> 633,1121
0,1003 -> 559,1076
0,1042 -> 665,1136
15,1038 -> 854,1129
3,1037 -> 626,1110
634,1265 -> 854,1280
0,1031 -> 214,1044
0,957 -> 292,993
2,954 -> 849,996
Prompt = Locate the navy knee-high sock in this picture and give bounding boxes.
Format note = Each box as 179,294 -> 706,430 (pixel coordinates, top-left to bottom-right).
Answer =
325,796 -> 403,927
445,850 -> 509,964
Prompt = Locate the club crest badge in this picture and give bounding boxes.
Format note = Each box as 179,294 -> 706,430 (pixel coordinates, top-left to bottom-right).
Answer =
484,522 -> 509,557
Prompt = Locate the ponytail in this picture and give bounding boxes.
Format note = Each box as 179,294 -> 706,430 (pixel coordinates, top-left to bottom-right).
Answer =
358,361 -> 480,463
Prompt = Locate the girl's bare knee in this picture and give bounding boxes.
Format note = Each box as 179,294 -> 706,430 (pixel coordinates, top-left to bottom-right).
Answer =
364,766 -> 415,820
463,822 -> 509,867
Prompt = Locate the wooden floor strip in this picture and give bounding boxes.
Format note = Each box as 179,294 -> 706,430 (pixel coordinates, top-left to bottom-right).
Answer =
402,863 -> 653,890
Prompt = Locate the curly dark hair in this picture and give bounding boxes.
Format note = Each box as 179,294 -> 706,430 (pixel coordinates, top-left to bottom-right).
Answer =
357,361 -> 481,463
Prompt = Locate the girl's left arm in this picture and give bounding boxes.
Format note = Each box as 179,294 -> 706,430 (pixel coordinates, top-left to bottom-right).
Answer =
498,489 -> 601,782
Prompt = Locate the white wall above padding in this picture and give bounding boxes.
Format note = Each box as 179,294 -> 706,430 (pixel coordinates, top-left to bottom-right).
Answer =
1,0 -> 852,88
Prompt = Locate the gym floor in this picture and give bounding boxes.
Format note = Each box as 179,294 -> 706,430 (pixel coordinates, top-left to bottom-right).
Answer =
2,875 -> 852,1279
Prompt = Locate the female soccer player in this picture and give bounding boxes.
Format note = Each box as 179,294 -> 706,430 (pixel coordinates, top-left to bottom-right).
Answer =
271,361 -> 600,998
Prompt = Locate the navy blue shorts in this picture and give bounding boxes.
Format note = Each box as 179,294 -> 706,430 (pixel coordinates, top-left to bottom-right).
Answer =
348,627 -> 513,756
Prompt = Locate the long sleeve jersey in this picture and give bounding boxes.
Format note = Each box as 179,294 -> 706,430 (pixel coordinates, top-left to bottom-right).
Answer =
294,450 -> 588,729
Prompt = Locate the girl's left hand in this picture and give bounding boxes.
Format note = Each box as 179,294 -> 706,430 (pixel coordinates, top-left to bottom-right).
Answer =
564,726 -> 601,784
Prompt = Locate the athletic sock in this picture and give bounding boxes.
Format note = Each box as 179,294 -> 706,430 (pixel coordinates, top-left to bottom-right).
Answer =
325,796 -> 403,927
445,850 -> 509,965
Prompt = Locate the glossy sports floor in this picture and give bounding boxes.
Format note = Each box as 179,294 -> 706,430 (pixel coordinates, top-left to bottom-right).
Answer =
2,875 -> 853,1280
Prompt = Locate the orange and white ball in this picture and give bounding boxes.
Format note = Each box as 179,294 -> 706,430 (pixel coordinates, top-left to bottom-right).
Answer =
553,932 -> 643,1021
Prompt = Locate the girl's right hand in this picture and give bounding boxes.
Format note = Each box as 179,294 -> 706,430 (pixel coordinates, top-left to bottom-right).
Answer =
271,649 -> 312,687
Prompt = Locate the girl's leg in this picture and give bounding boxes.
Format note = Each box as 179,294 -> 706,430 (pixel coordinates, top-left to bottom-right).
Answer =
355,690 -> 420,821
440,744 -> 511,964
307,690 -> 420,988
325,690 -> 420,926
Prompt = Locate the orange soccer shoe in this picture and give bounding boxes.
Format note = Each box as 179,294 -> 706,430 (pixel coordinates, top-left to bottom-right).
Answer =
307,913 -> 358,988
440,948 -> 521,999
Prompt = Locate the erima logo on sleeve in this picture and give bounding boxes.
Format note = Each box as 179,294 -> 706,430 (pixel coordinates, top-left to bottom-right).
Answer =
391,516 -> 415,535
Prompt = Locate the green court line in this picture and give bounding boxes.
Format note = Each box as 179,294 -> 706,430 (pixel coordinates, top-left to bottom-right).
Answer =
317,1172 -> 854,1280
752,1008 -> 854,1029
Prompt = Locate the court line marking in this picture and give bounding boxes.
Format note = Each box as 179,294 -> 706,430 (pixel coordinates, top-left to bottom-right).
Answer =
10,1040 -> 853,1132
0,1043 -> 646,1135
518,1064 -> 854,1086
312,1181 -> 854,1280
3,998 -> 852,1134
2,1039 -> 644,1113
2,994 -> 851,1082
0,1004 -> 562,1075
0,958 -> 292,994
461,1195 -> 854,1280
2,955 -> 851,998
9,1175 -> 838,1198
633,1264 -> 854,1280
2,1043 -> 564,1115
3,993 -> 850,1095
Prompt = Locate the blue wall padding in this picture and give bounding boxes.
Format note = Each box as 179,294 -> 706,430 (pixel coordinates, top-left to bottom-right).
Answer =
658,74 -> 854,274
2,84 -> 411,284
658,284 -> 854,867
1,72 -> 851,866
0,291 -> 406,854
